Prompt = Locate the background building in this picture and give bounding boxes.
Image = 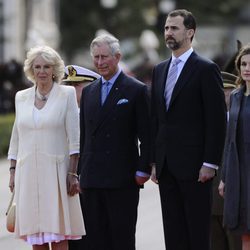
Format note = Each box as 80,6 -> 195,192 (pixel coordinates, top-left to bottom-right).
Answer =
0,0 -> 250,113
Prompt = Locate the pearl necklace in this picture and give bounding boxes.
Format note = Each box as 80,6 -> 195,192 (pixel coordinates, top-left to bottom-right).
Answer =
36,88 -> 51,101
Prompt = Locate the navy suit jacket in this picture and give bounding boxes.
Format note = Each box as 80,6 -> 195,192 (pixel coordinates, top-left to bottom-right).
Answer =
151,51 -> 227,180
79,71 -> 151,188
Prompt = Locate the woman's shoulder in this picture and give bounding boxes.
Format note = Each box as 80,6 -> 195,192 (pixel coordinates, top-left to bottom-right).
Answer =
55,84 -> 75,96
231,86 -> 243,96
15,86 -> 34,100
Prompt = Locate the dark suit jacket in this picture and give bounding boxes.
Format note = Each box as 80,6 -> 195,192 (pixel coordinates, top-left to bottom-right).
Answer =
79,71 -> 151,188
151,51 -> 227,180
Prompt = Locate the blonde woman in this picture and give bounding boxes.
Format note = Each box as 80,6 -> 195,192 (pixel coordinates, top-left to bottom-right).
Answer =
8,45 -> 85,250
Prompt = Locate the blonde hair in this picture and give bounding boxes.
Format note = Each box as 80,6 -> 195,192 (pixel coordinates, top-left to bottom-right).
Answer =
23,45 -> 65,84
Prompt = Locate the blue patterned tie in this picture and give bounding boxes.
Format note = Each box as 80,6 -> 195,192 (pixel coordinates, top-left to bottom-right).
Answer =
164,58 -> 181,109
101,81 -> 110,105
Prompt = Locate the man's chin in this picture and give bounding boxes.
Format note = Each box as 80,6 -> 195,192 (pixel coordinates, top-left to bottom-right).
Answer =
166,43 -> 178,51
98,69 -> 107,76
166,43 -> 175,49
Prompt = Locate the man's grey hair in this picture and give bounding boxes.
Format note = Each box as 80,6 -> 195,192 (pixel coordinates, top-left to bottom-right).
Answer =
90,34 -> 121,57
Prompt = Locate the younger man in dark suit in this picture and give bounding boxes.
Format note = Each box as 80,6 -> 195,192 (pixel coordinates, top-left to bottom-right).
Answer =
78,34 -> 151,250
150,9 -> 227,250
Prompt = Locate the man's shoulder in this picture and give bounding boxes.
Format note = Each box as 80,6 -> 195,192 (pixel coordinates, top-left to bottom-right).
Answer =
120,71 -> 146,88
155,59 -> 169,68
193,52 -> 216,66
84,78 -> 100,91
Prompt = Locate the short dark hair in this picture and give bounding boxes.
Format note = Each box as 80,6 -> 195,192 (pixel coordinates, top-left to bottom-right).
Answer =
168,9 -> 196,40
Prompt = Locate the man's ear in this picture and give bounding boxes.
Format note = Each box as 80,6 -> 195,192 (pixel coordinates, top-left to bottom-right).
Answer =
115,52 -> 122,62
187,29 -> 195,39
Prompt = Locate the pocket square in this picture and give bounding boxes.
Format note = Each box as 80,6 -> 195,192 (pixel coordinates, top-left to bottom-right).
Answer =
117,99 -> 129,105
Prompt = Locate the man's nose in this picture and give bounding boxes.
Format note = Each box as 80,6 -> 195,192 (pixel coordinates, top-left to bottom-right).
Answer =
97,57 -> 104,65
165,29 -> 173,36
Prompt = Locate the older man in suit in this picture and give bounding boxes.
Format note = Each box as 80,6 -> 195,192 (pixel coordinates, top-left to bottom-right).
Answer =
78,34 -> 151,250
150,9 -> 227,250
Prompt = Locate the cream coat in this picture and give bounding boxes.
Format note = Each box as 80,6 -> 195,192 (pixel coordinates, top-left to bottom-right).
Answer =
8,83 -> 85,237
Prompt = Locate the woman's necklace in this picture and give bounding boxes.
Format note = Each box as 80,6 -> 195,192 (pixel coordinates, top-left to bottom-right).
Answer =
36,84 -> 53,101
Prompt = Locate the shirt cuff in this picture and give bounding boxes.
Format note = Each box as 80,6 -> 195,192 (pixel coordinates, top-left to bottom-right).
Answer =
136,171 -> 150,177
69,150 -> 79,155
7,155 -> 17,160
203,162 -> 219,170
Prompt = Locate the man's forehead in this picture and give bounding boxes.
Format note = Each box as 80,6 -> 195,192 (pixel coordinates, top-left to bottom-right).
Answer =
93,51 -> 110,56
165,16 -> 184,26
93,43 -> 109,52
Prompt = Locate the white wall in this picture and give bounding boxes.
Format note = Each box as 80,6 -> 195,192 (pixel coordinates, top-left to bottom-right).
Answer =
2,0 -> 59,63
3,0 -> 26,62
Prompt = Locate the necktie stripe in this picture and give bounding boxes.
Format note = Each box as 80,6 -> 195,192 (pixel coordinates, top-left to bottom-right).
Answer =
101,81 -> 110,105
164,58 -> 181,109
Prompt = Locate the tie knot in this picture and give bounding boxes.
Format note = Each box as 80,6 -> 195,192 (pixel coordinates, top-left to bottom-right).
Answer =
103,81 -> 110,86
101,81 -> 111,105
172,58 -> 181,66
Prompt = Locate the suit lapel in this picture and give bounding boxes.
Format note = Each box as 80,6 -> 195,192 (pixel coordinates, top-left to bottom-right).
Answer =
158,60 -> 171,109
168,52 -> 198,110
233,86 -> 245,120
91,72 -> 125,135
86,79 -> 101,130
90,79 -> 102,111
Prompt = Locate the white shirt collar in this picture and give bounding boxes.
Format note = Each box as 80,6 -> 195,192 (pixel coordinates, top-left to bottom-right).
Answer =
101,67 -> 122,85
171,47 -> 193,63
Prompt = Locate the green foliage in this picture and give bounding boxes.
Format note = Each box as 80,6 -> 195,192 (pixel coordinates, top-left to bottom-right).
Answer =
176,0 -> 245,24
59,0 -> 154,60
59,0 -> 248,61
0,114 -> 14,158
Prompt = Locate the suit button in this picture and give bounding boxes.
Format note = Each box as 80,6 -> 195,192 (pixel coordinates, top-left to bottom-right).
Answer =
106,151 -> 110,154
106,134 -> 110,138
